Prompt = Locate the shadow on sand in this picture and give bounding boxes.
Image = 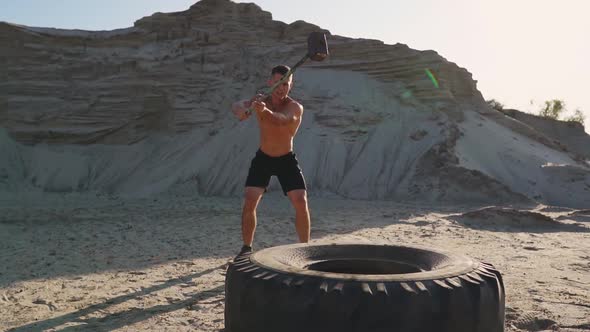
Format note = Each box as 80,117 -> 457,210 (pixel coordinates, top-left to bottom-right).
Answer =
8,265 -> 226,332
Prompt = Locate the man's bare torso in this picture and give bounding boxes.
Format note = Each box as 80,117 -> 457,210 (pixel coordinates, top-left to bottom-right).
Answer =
256,95 -> 302,157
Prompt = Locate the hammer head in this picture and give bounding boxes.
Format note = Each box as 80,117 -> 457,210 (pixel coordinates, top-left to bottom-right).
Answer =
307,32 -> 329,61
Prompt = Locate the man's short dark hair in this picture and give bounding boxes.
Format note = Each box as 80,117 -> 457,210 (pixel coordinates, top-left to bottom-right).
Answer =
271,65 -> 291,76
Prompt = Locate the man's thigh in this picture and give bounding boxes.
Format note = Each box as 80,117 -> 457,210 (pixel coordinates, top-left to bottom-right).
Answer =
245,156 -> 272,190
277,168 -> 306,196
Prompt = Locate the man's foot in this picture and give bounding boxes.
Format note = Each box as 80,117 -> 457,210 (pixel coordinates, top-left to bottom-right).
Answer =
234,245 -> 252,261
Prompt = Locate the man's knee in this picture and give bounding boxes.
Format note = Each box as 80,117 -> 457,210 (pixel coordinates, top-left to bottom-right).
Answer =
243,188 -> 263,211
289,190 -> 308,209
243,196 -> 258,210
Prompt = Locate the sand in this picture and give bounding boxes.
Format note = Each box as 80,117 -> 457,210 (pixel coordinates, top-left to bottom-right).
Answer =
1,191 -> 589,332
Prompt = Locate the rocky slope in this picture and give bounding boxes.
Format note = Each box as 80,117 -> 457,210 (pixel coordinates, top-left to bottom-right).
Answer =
501,108 -> 590,159
1,0 -> 589,208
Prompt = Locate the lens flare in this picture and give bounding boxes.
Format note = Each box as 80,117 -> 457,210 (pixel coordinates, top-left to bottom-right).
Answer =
424,68 -> 439,88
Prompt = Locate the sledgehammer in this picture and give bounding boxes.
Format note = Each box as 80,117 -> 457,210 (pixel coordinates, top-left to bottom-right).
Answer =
245,32 -> 329,115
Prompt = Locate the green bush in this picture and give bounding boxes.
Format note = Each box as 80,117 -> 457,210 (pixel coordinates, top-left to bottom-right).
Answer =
538,99 -> 565,120
538,99 -> 584,126
486,99 -> 504,112
565,109 -> 585,126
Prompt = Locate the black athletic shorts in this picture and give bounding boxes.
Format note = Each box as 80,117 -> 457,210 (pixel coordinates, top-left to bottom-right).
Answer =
245,149 -> 307,195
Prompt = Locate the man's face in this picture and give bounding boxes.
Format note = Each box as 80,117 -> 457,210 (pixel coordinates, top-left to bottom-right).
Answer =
268,73 -> 292,99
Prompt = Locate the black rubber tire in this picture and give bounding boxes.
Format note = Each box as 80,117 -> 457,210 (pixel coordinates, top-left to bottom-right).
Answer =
224,243 -> 505,332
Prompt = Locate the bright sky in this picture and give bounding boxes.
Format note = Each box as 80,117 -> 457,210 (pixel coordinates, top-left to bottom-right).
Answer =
2,0 -> 589,132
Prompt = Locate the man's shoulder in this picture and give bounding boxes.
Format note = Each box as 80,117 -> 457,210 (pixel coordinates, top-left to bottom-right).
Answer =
286,97 -> 303,110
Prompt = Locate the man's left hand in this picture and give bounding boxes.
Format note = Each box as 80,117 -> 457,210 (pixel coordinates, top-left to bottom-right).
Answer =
252,100 -> 267,114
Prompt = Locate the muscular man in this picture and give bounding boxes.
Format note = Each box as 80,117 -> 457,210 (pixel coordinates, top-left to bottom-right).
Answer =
231,65 -> 311,257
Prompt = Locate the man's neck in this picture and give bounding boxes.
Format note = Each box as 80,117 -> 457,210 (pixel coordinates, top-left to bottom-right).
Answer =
269,95 -> 289,109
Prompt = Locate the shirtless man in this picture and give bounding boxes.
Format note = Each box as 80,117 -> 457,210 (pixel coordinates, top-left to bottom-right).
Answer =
231,65 -> 310,256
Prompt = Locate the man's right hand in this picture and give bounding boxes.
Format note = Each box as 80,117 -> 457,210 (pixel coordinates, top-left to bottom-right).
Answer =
231,100 -> 252,121
232,94 -> 266,121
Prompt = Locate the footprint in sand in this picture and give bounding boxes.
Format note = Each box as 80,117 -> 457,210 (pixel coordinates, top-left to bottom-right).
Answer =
508,311 -> 558,331
32,298 -> 58,311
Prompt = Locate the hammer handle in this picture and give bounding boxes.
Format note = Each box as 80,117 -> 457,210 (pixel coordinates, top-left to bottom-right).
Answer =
245,54 -> 309,116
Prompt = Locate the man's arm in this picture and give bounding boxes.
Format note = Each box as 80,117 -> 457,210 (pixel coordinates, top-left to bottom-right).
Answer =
231,99 -> 252,121
256,102 -> 303,126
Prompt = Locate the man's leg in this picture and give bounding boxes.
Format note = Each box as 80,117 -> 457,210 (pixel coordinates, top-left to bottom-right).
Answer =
287,189 -> 310,243
242,187 -> 265,247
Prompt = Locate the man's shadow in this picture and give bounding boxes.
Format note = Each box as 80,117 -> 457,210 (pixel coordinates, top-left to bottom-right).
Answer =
9,264 -> 227,332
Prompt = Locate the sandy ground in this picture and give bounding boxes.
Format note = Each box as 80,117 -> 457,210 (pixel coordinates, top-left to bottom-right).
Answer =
1,192 -> 589,331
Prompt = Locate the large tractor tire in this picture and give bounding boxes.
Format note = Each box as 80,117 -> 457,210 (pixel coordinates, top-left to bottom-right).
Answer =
225,243 -> 505,332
